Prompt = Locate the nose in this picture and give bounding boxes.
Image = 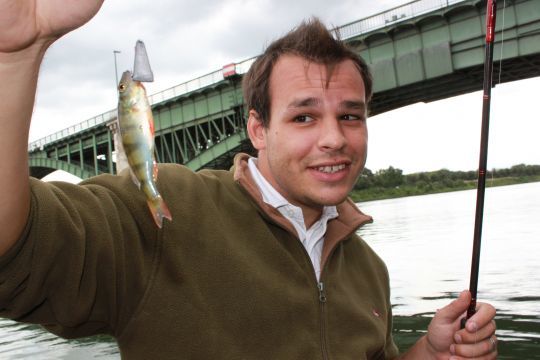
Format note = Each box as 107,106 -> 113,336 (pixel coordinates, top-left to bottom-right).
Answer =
318,118 -> 346,151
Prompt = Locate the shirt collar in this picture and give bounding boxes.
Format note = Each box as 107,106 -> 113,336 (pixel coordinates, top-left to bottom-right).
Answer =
233,153 -> 373,268
247,157 -> 289,209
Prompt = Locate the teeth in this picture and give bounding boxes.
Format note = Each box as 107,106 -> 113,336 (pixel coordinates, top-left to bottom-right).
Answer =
317,164 -> 345,173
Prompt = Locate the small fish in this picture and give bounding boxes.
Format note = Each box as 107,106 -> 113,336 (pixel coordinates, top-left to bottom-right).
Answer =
117,70 -> 172,228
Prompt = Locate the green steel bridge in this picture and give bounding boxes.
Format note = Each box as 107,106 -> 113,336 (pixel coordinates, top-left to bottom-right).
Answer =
28,0 -> 540,180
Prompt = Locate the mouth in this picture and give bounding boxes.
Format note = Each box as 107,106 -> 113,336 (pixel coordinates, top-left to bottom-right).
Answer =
309,159 -> 352,176
308,161 -> 352,183
316,164 -> 347,174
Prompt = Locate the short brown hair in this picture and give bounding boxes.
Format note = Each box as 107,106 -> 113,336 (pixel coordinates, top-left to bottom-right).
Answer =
242,17 -> 373,127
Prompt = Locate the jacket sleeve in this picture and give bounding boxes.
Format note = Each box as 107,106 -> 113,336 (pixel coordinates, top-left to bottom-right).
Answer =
0,172 -> 161,339
384,304 -> 400,359
381,253 -> 400,359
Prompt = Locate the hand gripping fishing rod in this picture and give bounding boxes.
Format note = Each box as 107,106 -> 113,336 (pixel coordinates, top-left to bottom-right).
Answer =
463,0 -> 497,326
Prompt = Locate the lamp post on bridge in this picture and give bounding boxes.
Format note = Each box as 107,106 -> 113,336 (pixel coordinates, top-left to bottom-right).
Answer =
113,50 -> 121,88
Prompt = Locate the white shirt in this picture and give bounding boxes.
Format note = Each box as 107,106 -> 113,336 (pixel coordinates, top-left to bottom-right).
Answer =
248,158 -> 338,281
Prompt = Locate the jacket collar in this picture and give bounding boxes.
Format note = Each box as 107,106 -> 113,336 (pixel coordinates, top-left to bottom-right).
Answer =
232,153 -> 373,269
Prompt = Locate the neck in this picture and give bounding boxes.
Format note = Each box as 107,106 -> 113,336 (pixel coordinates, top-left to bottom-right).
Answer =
301,206 -> 323,229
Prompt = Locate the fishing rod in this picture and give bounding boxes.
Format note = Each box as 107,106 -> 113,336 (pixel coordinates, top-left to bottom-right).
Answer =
463,0 -> 497,324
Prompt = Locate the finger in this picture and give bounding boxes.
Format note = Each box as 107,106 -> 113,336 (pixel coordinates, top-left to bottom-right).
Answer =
436,290 -> 471,323
463,302 -> 497,333
455,320 -> 496,344
451,335 -> 498,358
449,353 -> 498,360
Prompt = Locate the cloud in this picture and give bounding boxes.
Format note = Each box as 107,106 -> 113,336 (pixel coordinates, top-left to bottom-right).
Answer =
28,0 -> 540,172
31,0 -> 394,142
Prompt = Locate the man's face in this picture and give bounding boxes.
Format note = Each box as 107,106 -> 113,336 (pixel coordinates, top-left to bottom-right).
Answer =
248,55 -> 368,218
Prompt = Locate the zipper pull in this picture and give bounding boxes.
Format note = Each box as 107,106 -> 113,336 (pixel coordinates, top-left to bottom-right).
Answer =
318,282 -> 327,303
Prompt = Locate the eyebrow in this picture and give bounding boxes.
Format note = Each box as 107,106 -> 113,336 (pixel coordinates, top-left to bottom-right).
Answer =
339,100 -> 366,113
287,97 -> 321,109
287,97 -> 366,113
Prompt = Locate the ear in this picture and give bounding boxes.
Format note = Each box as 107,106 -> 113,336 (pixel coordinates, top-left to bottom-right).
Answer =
247,110 -> 266,151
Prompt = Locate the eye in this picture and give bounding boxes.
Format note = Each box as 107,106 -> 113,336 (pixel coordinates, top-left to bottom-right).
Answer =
294,115 -> 314,123
341,114 -> 362,121
118,83 -> 126,92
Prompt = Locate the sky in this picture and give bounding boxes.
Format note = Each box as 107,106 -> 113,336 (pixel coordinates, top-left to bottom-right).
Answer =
32,0 -> 540,182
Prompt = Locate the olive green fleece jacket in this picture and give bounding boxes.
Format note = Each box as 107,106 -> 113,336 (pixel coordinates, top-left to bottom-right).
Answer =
0,153 -> 399,359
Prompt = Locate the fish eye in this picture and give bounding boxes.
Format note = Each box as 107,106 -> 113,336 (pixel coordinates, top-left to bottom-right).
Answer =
118,83 -> 126,92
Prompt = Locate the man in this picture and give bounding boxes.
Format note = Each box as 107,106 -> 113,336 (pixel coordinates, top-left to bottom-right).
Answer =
0,0 -> 497,359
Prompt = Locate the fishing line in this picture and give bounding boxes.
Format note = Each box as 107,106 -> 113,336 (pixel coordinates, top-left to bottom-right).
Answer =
474,327 -> 478,358
498,0 -> 507,85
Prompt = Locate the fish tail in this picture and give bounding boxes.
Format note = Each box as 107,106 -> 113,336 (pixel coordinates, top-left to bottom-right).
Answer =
147,195 -> 172,228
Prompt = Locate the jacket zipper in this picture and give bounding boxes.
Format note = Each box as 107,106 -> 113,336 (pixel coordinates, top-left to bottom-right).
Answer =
317,239 -> 353,360
318,281 -> 329,360
283,229 -> 353,360
291,240 -> 331,360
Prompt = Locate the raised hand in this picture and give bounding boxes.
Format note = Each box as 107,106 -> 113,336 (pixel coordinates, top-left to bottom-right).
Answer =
0,0 -> 104,256
0,0 -> 104,54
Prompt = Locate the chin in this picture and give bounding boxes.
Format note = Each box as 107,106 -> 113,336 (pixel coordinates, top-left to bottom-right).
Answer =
313,192 -> 350,207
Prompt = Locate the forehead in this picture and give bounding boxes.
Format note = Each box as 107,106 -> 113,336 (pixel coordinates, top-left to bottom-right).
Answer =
268,55 -> 365,102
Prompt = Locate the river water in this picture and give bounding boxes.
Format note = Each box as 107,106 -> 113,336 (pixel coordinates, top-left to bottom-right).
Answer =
359,181 -> 540,359
0,182 -> 538,359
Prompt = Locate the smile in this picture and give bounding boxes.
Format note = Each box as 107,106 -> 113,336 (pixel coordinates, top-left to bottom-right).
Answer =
316,164 -> 346,174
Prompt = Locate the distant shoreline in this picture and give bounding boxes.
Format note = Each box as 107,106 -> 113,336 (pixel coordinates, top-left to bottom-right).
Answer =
349,176 -> 540,203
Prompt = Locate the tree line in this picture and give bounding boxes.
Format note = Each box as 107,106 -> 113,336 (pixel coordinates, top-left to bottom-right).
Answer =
350,164 -> 540,202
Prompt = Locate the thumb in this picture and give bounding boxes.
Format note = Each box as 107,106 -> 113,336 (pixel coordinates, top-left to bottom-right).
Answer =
437,290 -> 471,323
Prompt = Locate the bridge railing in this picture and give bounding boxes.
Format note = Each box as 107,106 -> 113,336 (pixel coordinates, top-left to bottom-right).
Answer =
28,110 -> 117,152
146,57 -> 257,105
28,56 -> 257,152
28,0 -> 467,152
337,0 -> 468,39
